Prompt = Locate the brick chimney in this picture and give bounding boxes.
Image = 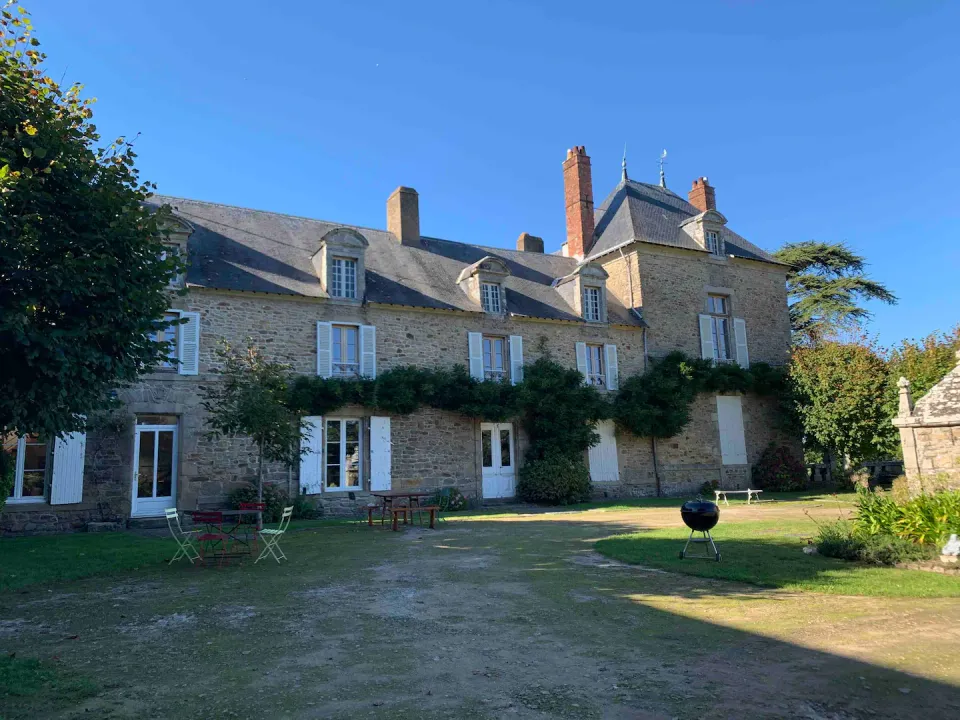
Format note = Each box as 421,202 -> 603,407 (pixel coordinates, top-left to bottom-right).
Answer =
387,186 -> 421,248
562,146 -> 595,259
688,177 -> 716,212
516,232 -> 544,253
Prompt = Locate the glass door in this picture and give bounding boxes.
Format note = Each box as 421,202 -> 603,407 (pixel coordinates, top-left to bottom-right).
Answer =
132,424 -> 178,517
480,423 -> 515,498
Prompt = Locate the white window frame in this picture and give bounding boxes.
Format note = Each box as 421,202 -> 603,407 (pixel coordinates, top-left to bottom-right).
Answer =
585,343 -> 605,387
482,335 -> 508,381
324,418 -> 362,492
707,295 -> 732,363
331,324 -> 360,377
583,286 -> 603,322
150,311 -> 181,369
706,230 -> 723,256
160,245 -> 184,288
480,282 -> 502,314
4,434 -> 49,504
331,257 -> 358,299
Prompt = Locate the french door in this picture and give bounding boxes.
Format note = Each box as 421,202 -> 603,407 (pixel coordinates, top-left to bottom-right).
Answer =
132,424 -> 178,517
481,422 -> 515,499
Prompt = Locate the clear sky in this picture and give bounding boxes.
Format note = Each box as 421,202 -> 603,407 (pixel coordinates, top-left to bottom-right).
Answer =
30,0 -> 960,348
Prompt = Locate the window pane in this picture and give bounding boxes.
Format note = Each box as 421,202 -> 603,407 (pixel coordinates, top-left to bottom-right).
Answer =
345,443 -> 360,487
346,328 -> 357,363
137,414 -> 178,425
326,420 -> 340,444
499,429 -> 511,468
326,464 -> 341,488
493,339 -> 504,370
3,435 -> 16,498
344,260 -> 357,299
137,431 -> 156,498
326,441 -> 340,466
156,431 -> 174,498
345,420 -> 360,443
481,430 -> 493,468
21,471 -> 45,497
333,326 -> 343,361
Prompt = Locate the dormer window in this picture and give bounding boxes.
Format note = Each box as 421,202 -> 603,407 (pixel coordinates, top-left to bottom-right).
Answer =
331,258 -> 357,299
583,286 -> 602,322
706,231 -> 723,256
481,282 -> 502,314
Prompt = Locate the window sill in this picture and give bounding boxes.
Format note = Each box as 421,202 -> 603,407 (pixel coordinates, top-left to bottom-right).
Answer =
5,497 -> 46,506
323,487 -> 363,493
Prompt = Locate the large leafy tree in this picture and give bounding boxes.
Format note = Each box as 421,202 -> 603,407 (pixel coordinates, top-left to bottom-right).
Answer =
1,2 -> 181,437
773,241 -> 896,345
790,337 -> 895,467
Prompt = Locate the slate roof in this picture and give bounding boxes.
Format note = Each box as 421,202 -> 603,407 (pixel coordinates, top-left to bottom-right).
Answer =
588,179 -> 783,265
912,352 -> 960,422
149,196 -> 645,326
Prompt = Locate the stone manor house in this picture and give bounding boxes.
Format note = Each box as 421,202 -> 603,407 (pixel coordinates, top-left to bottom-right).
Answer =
2,147 -> 795,532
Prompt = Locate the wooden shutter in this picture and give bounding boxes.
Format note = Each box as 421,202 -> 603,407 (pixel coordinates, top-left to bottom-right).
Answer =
716,396 -> 747,464
698,314 -> 715,362
509,335 -> 524,384
177,311 -> 200,375
50,431 -> 86,505
316,322 -> 332,378
575,342 -> 588,380
369,416 -> 392,491
604,344 -> 619,390
733,318 -> 749,369
300,416 -> 323,494
468,332 -> 484,380
588,420 -> 619,483
360,325 -> 377,378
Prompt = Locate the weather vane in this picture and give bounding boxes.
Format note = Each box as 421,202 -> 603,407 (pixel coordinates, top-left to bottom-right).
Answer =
622,143 -> 628,182
659,149 -> 667,188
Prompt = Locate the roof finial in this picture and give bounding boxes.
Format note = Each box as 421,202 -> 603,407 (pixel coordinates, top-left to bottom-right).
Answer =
621,143 -> 628,183
659,149 -> 668,188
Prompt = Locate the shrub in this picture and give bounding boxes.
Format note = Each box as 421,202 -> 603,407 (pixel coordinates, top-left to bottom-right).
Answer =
814,521 -> 936,565
854,486 -> 960,546
0,447 -> 14,513
228,482 -> 316,522
890,475 -> 911,504
430,487 -> 467,512
815,521 -> 862,561
752,443 -> 807,491
699,479 -> 719,496
517,456 -> 592,505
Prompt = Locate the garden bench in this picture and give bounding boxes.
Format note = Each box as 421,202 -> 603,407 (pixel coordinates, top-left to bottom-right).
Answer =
714,489 -> 762,505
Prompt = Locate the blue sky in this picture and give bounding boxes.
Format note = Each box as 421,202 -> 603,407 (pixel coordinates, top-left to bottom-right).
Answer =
31,0 -> 959,348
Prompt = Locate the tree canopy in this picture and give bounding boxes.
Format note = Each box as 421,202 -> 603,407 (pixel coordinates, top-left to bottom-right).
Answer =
773,241 -> 896,345
0,2 -> 181,437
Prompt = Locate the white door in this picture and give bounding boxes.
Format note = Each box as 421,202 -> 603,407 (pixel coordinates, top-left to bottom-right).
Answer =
716,396 -> 747,465
132,424 -> 178,517
588,420 -> 619,483
481,423 -> 515,498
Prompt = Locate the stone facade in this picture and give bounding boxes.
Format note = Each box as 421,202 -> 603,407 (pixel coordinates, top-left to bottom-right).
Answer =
893,352 -> 960,494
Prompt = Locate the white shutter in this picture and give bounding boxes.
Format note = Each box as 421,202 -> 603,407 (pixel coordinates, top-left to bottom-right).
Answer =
604,344 -> 619,390
316,322 -> 332,378
733,317 -> 750,369
468,332 -> 484,380
698,314 -> 715,362
300,416 -> 323,494
178,311 -> 200,375
588,420 -> 619,483
369,416 -> 392,491
50,431 -> 86,505
575,342 -> 588,381
509,335 -> 524,384
360,325 -> 377,378
716,396 -> 748,464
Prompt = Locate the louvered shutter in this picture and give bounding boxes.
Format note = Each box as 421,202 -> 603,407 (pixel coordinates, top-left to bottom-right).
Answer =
604,344 -> 619,391
509,335 -> 524,384
369,416 -> 392,491
468,332 -> 484,380
360,325 -> 377,378
300,416 -> 323,494
575,342 -> 588,380
316,322 -> 332,378
178,312 -> 200,375
733,318 -> 750,369
698,314 -> 715,362
50,431 -> 86,505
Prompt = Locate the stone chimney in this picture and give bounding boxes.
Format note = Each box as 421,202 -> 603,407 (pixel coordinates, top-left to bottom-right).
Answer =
562,146 -> 595,259
688,177 -> 716,212
516,232 -> 544,253
387,186 -> 421,248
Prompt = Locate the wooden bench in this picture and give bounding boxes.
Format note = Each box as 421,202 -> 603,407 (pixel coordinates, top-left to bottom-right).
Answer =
390,505 -> 440,531
714,489 -> 762,506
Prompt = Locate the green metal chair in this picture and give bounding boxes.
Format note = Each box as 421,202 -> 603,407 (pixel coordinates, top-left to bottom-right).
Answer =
255,506 -> 293,564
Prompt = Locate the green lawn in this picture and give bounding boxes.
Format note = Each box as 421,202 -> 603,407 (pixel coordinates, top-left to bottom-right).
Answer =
595,519 -> 960,598
0,655 -> 98,718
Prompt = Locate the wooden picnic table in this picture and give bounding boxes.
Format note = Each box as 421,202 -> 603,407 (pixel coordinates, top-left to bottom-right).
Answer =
370,490 -> 433,529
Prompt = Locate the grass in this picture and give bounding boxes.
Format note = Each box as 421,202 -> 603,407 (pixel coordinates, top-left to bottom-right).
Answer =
595,519 -> 960,598
0,532 -> 173,592
0,655 -> 98,717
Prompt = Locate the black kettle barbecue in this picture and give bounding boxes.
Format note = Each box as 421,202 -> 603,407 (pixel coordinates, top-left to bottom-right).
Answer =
679,497 -> 721,562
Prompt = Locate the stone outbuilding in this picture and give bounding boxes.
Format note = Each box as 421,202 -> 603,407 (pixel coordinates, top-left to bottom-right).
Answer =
893,350 -> 960,494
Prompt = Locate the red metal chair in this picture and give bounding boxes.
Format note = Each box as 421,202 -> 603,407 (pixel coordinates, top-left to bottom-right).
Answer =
191,511 -> 228,567
238,502 -> 266,555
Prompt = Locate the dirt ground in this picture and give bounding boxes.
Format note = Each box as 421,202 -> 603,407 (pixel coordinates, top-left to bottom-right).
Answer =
3,502 -> 959,719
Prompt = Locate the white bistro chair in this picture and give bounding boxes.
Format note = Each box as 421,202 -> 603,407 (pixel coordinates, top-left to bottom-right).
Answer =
165,508 -> 201,565
255,506 -> 294,564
